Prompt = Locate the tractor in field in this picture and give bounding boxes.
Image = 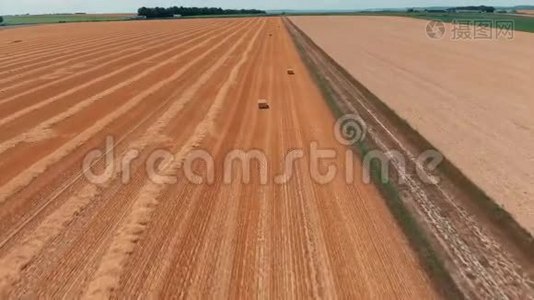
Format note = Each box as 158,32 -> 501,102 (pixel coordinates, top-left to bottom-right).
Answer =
287,69 -> 295,75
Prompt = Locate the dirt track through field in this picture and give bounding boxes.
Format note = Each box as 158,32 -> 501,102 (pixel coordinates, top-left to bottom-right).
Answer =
0,17 -> 436,297
290,16 -> 534,237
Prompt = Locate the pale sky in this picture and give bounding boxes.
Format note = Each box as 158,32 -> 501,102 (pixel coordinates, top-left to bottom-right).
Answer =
1,0 -> 533,15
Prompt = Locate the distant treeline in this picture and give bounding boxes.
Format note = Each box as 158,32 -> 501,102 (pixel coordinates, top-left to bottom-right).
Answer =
407,5 -> 496,13
137,6 -> 266,18
450,5 -> 496,13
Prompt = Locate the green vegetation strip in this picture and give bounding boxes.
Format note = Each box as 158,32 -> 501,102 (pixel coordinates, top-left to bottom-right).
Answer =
387,12 -> 534,33
1,14 -> 134,25
284,17 -> 463,299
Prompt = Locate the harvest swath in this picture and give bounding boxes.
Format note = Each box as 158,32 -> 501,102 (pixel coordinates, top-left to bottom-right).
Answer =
0,18 -> 435,297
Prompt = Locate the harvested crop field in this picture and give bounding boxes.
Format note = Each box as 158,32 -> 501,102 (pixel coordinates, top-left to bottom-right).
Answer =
0,18 -> 436,297
290,16 -> 534,236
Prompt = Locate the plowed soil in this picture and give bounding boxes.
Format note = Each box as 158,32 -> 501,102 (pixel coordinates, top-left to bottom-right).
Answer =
0,18 -> 435,297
